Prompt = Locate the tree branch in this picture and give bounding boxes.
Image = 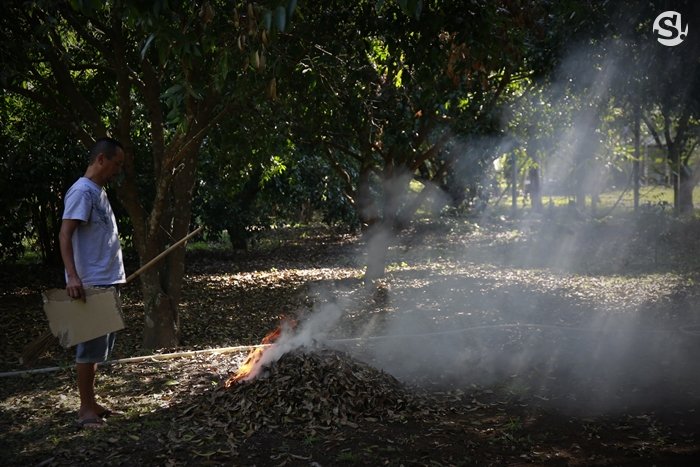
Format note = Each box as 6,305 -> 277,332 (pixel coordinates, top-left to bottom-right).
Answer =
140,59 -> 166,178
43,27 -> 105,134
642,114 -> 664,148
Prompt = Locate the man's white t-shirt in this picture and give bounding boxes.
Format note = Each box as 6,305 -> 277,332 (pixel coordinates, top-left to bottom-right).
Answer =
63,177 -> 126,286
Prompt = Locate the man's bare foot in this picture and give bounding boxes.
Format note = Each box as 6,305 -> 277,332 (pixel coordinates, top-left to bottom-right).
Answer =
95,404 -> 122,418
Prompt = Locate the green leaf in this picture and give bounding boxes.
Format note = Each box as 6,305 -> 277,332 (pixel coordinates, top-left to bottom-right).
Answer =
414,0 -> 423,19
217,52 -> 230,89
405,0 -> 422,18
286,0 -> 298,19
162,83 -> 183,98
140,33 -> 156,61
274,5 -> 286,32
262,10 -> 272,31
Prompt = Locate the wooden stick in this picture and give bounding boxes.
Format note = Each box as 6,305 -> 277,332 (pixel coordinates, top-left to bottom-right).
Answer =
7,343 -> 266,378
125,225 -> 203,283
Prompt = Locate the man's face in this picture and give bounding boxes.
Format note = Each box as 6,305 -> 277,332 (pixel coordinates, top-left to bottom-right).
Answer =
102,148 -> 125,183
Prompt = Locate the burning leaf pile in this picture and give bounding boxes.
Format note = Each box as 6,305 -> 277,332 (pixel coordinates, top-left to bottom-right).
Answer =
223,325 -> 285,386
207,348 -> 434,437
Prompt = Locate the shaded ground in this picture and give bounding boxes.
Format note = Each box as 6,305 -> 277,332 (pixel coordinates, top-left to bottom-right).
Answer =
1,212 -> 700,466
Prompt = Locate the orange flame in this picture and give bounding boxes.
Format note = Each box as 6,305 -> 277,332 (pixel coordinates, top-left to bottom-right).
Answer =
224,319 -> 295,387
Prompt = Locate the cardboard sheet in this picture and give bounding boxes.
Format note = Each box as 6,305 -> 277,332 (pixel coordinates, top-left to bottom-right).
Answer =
42,287 -> 125,348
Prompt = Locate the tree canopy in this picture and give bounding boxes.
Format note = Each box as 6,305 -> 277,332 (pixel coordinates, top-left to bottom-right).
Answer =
1,0 -> 699,347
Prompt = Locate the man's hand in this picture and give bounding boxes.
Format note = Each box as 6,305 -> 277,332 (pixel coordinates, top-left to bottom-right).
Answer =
66,275 -> 86,302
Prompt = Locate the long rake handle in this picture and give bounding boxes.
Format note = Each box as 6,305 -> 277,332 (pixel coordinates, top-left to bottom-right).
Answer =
125,225 -> 204,284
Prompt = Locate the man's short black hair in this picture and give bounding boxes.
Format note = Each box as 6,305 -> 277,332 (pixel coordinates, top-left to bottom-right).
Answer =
89,137 -> 124,163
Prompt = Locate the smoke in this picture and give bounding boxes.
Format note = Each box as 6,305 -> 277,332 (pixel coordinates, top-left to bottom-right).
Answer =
535,46 -> 622,204
303,37 -> 700,415
315,228 -> 700,415
246,289 -> 345,379
246,29 -> 700,415
254,215 -> 699,415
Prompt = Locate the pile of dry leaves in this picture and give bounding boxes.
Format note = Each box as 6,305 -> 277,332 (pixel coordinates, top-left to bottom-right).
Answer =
192,348 -> 434,438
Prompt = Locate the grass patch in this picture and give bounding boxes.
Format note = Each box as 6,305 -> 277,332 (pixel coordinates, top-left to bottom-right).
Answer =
505,185 -> 700,215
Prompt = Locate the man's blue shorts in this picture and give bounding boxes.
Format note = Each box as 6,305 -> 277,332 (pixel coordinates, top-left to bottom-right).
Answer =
75,332 -> 116,363
74,285 -> 119,364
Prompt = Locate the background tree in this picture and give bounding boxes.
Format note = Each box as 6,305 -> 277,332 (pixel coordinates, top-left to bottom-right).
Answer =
193,91 -> 358,250
0,95 -> 84,263
2,0 -> 698,353
276,0 -> 589,279
498,1 -> 700,215
580,0 -> 700,213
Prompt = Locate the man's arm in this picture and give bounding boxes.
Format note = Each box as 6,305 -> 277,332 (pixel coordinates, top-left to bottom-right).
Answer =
59,219 -> 85,300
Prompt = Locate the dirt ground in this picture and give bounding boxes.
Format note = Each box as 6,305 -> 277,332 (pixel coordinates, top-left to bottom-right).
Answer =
1,212 -> 699,466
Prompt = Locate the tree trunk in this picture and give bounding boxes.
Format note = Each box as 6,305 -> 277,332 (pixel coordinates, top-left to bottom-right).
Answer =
362,169 -> 410,283
363,221 -> 392,284
575,164 -> 586,211
140,273 -> 179,347
511,152 -> 518,213
528,167 -> 542,212
633,104 -> 640,211
131,145 -> 199,350
357,163 -> 379,228
678,164 -> 694,214
526,129 -> 542,212
226,166 -> 264,250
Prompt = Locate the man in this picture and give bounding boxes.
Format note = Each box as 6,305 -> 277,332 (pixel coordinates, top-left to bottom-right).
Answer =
59,137 -> 126,429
